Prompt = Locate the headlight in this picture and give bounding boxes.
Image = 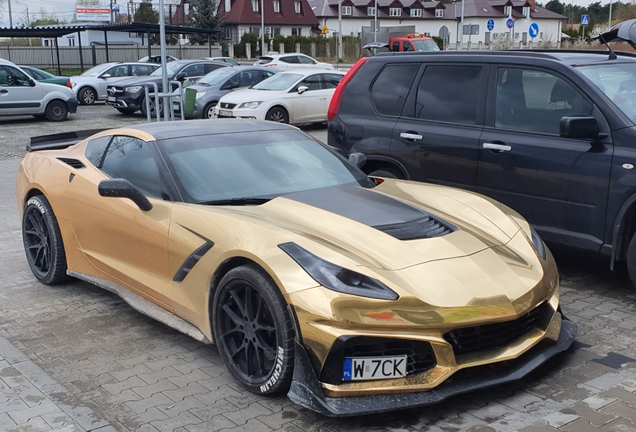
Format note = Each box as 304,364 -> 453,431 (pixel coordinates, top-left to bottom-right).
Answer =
125,86 -> 142,93
530,226 -> 547,260
196,92 -> 205,99
71,82 -> 77,88
279,243 -> 399,300
237,101 -> 262,109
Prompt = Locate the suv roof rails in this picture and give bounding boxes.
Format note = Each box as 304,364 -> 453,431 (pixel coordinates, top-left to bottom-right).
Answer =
376,50 -> 558,59
28,129 -> 107,152
511,49 -> 636,59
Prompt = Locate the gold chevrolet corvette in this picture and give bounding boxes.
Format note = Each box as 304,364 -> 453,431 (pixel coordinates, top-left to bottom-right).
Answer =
17,120 -> 576,416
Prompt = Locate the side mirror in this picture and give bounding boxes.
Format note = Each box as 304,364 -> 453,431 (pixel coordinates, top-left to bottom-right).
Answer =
348,152 -> 367,168
175,72 -> 186,81
98,179 -> 153,211
297,85 -> 309,95
560,116 -> 600,140
222,81 -> 239,90
28,78 -> 36,87
100,73 -> 111,79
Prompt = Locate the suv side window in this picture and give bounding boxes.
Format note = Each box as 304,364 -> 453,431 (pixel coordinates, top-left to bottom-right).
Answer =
0,66 -> 31,87
298,56 -> 316,64
281,56 -> 299,64
495,68 -> 593,135
415,65 -> 482,125
101,136 -> 162,198
372,64 -> 419,117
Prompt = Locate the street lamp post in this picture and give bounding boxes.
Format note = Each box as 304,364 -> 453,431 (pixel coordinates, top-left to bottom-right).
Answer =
159,0 -> 168,121
261,0 -> 265,55
459,0 -> 465,50
338,1 -> 343,61
374,0 -> 377,43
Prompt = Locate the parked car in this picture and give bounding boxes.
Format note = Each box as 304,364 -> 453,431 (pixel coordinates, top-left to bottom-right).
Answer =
254,53 -> 335,70
328,46 -> 636,285
19,66 -> 71,87
0,58 -> 77,121
138,55 -> 178,64
18,119 -> 575,416
205,56 -> 240,66
106,60 -> 229,116
186,66 -> 276,119
215,70 -> 345,124
71,62 -> 159,105
362,43 -> 391,57
389,34 -> 440,52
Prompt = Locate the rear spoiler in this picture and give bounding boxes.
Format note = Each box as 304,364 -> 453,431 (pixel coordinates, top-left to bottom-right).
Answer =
27,129 -> 107,152
598,19 -> 636,50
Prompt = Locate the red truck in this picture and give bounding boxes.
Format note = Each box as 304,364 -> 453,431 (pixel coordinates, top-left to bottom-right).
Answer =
363,34 -> 440,56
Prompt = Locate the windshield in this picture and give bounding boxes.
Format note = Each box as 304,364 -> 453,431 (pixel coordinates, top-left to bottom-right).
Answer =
198,67 -> 236,86
81,63 -> 113,77
151,62 -> 183,77
412,40 -> 440,51
253,73 -> 302,91
159,129 -> 370,202
578,63 -> 636,124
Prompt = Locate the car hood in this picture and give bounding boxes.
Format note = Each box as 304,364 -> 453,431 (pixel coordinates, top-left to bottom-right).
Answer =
219,88 -> 286,104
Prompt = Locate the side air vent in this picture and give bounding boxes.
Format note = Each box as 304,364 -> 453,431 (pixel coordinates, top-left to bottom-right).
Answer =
373,215 -> 456,241
57,158 -> 86,169
173,242 -> 214,283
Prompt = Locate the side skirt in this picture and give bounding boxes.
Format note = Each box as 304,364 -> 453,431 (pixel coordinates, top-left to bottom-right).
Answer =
67,270 -> 211,344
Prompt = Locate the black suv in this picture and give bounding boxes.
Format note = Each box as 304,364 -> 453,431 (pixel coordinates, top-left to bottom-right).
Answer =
106,60 -> 229,115
328,48 -> 636,284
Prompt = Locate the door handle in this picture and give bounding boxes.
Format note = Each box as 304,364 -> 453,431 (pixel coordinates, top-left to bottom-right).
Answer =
400,132 -> 423,141
0,89 -> 7,94
483,142 -> 512,152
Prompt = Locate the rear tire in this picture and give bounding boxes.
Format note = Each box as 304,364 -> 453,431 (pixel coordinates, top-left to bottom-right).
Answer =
45,100 -> 69,122
79,87 -> 96,105
265,107 -> 289,124
626,233 -> 636,287
22,195 -> 68,285
212,264 -> 295,395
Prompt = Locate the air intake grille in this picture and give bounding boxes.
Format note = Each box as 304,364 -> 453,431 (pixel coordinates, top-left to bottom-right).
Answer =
373,215 -> 456,240
444,302 -> 549,356
220,102 -> 237,109
57,158 -> 85,169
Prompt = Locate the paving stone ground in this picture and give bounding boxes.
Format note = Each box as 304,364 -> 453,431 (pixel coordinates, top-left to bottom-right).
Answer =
2,108 -> 636,431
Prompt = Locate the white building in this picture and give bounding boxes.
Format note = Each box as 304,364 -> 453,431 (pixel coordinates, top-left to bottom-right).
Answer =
41,24 -> 144,48
308,0 -> 566,47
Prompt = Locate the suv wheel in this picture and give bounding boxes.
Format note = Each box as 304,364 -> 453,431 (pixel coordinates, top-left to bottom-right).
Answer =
266,107 -> 289,124
79,87 -> 96,105
45,100 -> 69,122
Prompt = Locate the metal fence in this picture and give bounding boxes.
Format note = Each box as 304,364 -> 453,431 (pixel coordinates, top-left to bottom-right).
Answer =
0,45 -> 222,69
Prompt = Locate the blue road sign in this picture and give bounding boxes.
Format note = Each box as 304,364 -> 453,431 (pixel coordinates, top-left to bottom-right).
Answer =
581,14 -> 590,26
506,19 -> 514,29
487,19 -> 495,31
529,23 -> 539,38
112,5 -> 120,12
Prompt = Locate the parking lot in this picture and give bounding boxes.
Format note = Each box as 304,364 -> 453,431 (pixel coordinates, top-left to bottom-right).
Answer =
2,106 -> 636,432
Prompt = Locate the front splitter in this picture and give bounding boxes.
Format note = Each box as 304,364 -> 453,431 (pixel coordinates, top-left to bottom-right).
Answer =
287,318 -> 578,417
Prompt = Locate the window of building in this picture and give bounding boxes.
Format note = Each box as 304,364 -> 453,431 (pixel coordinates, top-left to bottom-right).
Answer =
68,38 -> 76,46
274,0 -> 280,12
435,8 -> 444,17
249,26 -> 260,35
295,1 -> 301,13
495,68 -> 593,135
371,64 -> 419,116
523,6 -> 530,17
389,7 -> 401,16
184,3 -> 190,14
415,65 -> 483,125
225,0 -> 231,12
504,5 -> 511,15
367,6 -> 376,16
291,27 -> 302,36
342,5 -> 352,15
410,8 -> 422,17
252,0 -> 259,12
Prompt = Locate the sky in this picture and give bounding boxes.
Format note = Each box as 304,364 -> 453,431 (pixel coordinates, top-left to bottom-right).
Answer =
0,0 -> 620,28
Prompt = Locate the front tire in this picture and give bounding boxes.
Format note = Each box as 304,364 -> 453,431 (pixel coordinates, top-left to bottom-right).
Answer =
212,264 -> 295,395
140,95 -> 162,117
117,108 -> 136,115
203,102 -> 217,119
45,100 -> 69,122
265,106 -> 289,124
79,87 -> 96,105
626,232 -> 636,287
22,195 -> 68,284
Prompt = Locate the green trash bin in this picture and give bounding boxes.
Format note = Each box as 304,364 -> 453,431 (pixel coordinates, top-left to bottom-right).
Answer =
184,87 -> 198,117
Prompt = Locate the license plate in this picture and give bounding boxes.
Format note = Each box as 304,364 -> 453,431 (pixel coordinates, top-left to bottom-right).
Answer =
173,102 -> 180,112
219,109 -> 233,117
343,356 -> 407,381
107,96 -> 116,102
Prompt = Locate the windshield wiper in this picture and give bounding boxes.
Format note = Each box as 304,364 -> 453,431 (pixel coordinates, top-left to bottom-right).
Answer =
200,197 -> 271,206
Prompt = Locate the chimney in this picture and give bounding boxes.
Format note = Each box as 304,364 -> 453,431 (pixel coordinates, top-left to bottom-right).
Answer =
527,0 -> 536,11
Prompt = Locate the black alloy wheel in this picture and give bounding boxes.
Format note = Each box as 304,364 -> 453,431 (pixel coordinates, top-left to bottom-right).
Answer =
265,107 -> 289,124
141,96 -> 163,117
22,195 -> 68,284
80,87 -> 96,105
213,264 -> 294,394
44,100 -> 69,122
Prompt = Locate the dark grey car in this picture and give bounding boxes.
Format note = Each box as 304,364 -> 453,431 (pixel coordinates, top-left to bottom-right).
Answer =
186,66 -> 277,119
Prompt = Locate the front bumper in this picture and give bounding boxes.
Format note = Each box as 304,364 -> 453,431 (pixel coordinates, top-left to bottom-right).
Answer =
67,97 -> 78,114
106,93 -> 142,111
214,106 -> 264,120
288,317 -> 577,416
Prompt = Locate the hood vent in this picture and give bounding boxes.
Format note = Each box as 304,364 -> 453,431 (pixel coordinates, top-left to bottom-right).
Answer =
57,158 -> 86,169
373,215 -> 456,241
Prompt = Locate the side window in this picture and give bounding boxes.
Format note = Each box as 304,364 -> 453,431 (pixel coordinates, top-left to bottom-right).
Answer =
204,63 -> 222,74
107,65 -> 129,77
371,64 -> 419,116
101,136 -> 162,198
321,73 -> 343,89
298,56 -> 316,64
0,66 -> 31,87
25,68 -> 45,80
281,56 -> 299,64
237,71 -> 260,87
261,71 -> 274,80
403,42 -> 414,52
85,136 -> 112,167
495,68 -> 593,135
182,64 -> 205,77
131,65 -> 150,76
392,42 -> 400,52
415,65 -> 482,125
294,74 -> 321,92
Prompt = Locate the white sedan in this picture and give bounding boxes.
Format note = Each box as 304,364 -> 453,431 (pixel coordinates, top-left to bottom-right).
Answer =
214,70 -> 345,124
254,53 -> 335,70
